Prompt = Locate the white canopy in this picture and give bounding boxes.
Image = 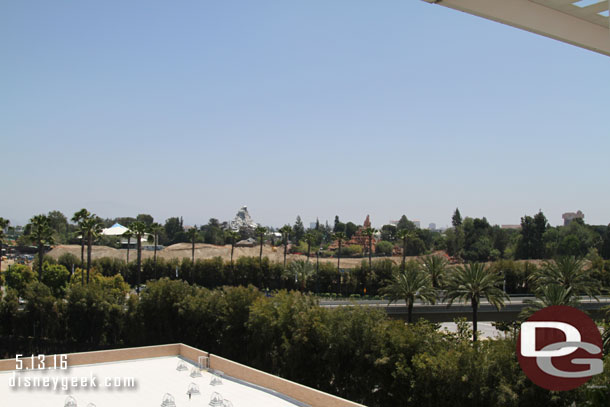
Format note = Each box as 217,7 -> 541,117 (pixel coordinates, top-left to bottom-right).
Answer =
102,223 -> 129,236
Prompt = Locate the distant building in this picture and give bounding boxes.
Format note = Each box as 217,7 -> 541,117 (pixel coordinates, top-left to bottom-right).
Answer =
329,215 -> 377,252
428,223 -> 436,231
501,225 -> 521,230
562,210 -> 584,226
230,206 -> 258,231
413,221 -> 421,229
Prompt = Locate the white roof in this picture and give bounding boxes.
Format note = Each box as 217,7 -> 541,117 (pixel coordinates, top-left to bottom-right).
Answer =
0,356 -> 302,407
102,223 -> 129,236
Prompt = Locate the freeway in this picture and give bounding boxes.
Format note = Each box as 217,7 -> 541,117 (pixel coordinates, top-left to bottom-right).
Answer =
319,296 -> 610,323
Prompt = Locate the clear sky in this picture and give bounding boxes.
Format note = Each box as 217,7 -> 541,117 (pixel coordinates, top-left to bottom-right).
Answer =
2,0 -> 609,229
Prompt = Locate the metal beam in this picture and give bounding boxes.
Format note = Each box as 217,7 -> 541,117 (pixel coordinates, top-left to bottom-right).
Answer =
422,0 -> 610,57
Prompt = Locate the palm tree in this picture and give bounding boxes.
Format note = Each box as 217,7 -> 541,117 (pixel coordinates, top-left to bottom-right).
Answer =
149,223 -> 163,278
304,232 -> 315,262
289,259 -> 314,292
420,255 -> 449,289
380,260 -> 436,323
226,230 -> 241,269
279,225 -> 292,271
129,221 -> 148,294
362,227 -> 377,271
445,262 -> 509,341
71,208 -> 90,266
26,214 -> 55,279
530,256 -> 600,299
255,226 -> 267,267
186,227 -> 199,265
123,230 -> 133,263
396,229 -> 412,270
333,232 -> 346,272
81,215 -> 104,284
521,285 -> 580,319
0,217 -> 9,273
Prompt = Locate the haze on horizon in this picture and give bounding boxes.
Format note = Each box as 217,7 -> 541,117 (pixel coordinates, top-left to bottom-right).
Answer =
2,1 -> 608,229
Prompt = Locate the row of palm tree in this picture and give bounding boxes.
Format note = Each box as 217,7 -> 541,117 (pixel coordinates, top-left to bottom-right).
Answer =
379,255 -> 599,341
380,259 -> 508,341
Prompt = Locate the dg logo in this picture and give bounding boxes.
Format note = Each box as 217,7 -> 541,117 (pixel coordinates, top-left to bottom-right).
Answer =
517,305 -> 603,391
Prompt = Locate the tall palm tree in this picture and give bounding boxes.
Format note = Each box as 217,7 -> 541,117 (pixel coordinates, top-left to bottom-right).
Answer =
0,217 -> 9,273
333,232 -> 346,273
420,255 -> 450,289
149,222 -> 163,278
362,227 -> 377,271
380,260 -> 436,323
71,208 -> 90,266
445,262 -> 508,341
279,225 -> 292,271
186,227 -> 199,265
255,226 -> 267,267
396,229 -> 412,271
530,256 -> 600,299
123,230 -> 133,263
129,221 -> 148,294
26,214 -> 55,279
81,215 -> 104,284
226,230 -> 241,270
304,232 -> 315,262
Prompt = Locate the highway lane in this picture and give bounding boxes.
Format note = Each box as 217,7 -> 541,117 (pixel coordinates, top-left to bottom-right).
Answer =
318,296 -> 610,322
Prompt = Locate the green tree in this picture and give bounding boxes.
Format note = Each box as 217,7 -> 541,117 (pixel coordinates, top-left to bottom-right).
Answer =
304,232 -> 315,262
445,262 -> 508,341
333,232 -> 346,273
529,256 -> 600,299
521,285 -> 580,318
293,216 -> 305,243
279,225 -> 292,271
396,229 -> 412,270
420,255 -> 449,289
380,260 -> 436,323
0,217 -> 9,273
81,215 -> 104,284
129,221 -> 149,293
71,208 -> 91,266
41,262 -> 71,297
255,226 -> 267,267
26,214 -> 55,279
136,213 -> 154,226
451,208 -> 462,228
5,264 -> 37,296
289,260 -> 314,291
149,222 -> 163,278
375,240 -> 394,256
47,210 -> 69,242
186,227 -> 200,265
164,216 -> 183,244
226,230 -> 241,272
345,222 -> 358,239
123,230 -> 133,263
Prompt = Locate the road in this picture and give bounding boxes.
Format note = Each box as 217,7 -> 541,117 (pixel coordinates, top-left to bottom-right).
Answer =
319,296 -> 610,322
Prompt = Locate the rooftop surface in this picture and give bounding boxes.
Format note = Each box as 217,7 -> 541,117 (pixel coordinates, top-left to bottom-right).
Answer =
0,355 -> 302,407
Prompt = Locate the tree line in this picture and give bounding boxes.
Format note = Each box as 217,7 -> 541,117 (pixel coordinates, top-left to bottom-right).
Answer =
0,275 -> 608,406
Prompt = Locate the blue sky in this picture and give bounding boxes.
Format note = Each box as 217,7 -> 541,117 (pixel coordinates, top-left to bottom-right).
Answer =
2,0 -> 608,228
